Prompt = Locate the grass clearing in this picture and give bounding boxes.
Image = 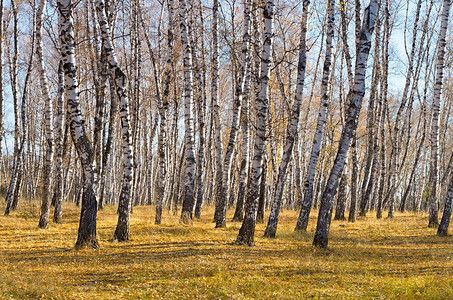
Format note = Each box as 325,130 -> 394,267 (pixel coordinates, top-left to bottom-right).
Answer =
0,201 -> 452,299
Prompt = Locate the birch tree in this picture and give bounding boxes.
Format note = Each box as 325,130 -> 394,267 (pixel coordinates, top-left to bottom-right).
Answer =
429,0 -> 451,228
435,0 -> 452,235
214,0 -> 252,228
313,0 -> 379,248
96,0 -> 134,241
295,0 -> 335,231
58,0 -> 99,249
37,0 -> 54,229
179,0 -> 197,223
264,0 -> 310,238
236,0 -> 274,246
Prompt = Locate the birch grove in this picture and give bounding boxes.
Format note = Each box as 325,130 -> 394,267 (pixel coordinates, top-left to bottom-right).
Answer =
0,0 -> 452,250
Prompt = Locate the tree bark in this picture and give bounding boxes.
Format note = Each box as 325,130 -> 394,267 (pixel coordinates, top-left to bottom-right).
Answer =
236,0 -> 274,246
264,0 -> 309,237
37,0 -> 54,229
58,0 -> 99,249
295,0 -> 335,231
313,0 -> 379,248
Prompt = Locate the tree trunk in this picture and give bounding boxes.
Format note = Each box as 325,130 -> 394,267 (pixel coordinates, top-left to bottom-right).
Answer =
313,0 -> 379,248
179,0 -> 197,224
435,0 -> 452,234
58,0 -> 99,249
295,0 -> 335,231
214,0 -> 252,228
428,0 -> 450,228
236,0 -> 274,246
263,0 -> 309,237
37,0 -> 54,229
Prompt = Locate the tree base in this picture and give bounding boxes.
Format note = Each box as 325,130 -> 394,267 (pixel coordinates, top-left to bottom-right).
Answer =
180,211 -> 193,225
75,238 -> 100,250
263,226 -> 276,238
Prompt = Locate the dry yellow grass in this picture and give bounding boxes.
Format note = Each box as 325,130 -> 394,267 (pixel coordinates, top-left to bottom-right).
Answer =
0,201 -> 452,299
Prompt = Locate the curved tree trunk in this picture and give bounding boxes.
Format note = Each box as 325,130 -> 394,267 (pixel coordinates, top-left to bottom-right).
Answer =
58,0 -> 99,249
96,0 -> 134,241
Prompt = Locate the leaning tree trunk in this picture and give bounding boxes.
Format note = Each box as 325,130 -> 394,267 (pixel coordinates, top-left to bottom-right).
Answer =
58,0 -> 99,249
429,0 -> 451,228
96,0 -> 134,241
313,0 -> 379,248
264,0 -> 309,238
295,0 -> 335,231
37,0 -> 54,229
179,0 -> 197,224
235,0 -> 274,246
435,0 -> 452,235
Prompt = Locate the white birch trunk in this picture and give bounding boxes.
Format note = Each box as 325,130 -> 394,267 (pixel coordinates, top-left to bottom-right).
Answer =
96,0 -> 134,241
155,0 -> 174,224
214,0 -> 252,228
236,0 -> 274,246
295,0 -> 335,231
313,0 -> 379,248
264,0 -> 310,238
37,0 -> 54,229
58,0 -> 99,249
435,0 -> 452,233
179,0 -> 197,223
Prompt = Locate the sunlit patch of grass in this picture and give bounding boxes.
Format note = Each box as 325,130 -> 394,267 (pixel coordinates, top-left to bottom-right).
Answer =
0,200 -> 452,299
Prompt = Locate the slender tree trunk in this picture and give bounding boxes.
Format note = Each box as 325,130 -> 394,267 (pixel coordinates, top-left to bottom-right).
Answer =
429,0 -> 450,228
232,0 -> 253,223
53,62 -> 65,223
235,0 -> 274,246
264,0 -> 309,237
348,136 -> 359,222
5,0 -> 20,216
37,0 -> 54,229
58,0 -> 99,249
214,0 -> 252,228
154,0 -> 174,224
313,0 -> 379,248
96,0 -> 134,241
179,0 -> 197,224
295,0 -> 335,231
435,0 -> 452,234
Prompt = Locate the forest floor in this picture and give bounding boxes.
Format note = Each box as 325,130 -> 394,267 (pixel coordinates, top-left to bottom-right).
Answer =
0,201 -> 452,299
